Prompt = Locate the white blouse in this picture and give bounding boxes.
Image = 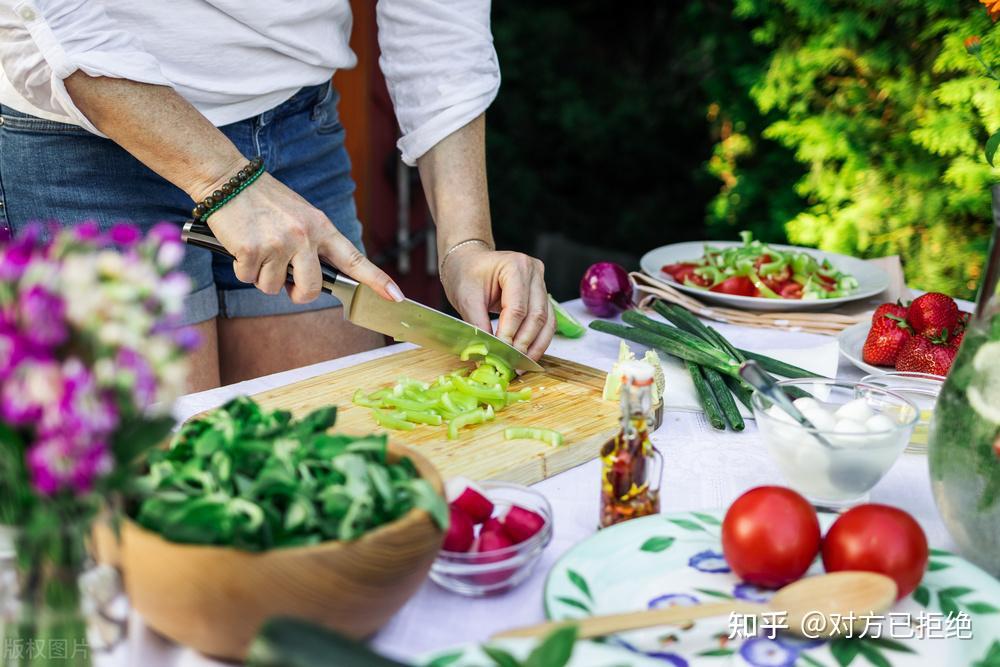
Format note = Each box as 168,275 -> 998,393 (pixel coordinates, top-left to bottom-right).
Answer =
0,0 -> 499,165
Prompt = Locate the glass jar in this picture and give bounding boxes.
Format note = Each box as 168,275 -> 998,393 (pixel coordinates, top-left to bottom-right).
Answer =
927,187 -> 1000,577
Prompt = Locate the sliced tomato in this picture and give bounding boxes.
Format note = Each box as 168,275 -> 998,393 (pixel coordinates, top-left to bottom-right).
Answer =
661,263 -> 697,280
779,282 -> 804,299
710,276 -> 756,297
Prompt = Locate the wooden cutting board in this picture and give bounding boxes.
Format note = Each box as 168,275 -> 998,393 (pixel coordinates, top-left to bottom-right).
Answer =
249,348 -> 619,485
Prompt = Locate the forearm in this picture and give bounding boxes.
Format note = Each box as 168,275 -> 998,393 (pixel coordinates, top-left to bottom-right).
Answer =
64,72 -> 245,201
415,113 -> 494,254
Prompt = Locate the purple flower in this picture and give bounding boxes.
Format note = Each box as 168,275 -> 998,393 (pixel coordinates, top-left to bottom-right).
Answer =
0,359 -> 62,425
688,549 -> 731,573
733,583 -> 775,603
148,222 -> 181,245
0,329 -> 35,379
17,285 -> 67,347
738,637 -> 798,667
0,233 -> 39,281
26,429 -> 111,496
648,593 -> 700,610
43,360 -> 118,436
108,222 -> 142,248
115,347 -> 158,409
171,327 -> 201,352
73,220 -> 103,243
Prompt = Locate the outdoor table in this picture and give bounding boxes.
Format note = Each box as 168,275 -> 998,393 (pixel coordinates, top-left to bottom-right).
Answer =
105,298 -> 959,666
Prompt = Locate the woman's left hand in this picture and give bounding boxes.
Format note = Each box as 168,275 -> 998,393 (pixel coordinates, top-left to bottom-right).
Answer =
441,245 -> 556,361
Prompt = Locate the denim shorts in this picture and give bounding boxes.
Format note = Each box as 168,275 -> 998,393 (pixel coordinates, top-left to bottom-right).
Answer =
0,82 -> 362,325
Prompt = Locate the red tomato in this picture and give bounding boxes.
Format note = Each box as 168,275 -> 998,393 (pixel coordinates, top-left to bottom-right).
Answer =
779,282 -> 804,299
661,263 -> 696,280
710,276 -> 756,297
721,486 -> 821,588
821,504 -> 928,600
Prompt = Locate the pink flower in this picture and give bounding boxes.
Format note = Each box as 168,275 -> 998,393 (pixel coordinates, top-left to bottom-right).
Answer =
115,347 -> 158,410
41,359 -> 118,436
0,328 -> 35,379
17,285 -> 67,348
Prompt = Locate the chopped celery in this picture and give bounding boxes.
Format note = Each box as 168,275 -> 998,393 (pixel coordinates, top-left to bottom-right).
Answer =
504,427 -> 564,447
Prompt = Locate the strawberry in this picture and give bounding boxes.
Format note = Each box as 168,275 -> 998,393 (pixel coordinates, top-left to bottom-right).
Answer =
895,336 -> 957,376
951,328 -> 966,349
862,315 -> 912,366
907,292 -> 959,338
872,301 -> 908,323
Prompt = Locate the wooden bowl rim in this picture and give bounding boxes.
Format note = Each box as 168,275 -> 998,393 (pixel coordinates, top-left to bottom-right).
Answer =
123,440 -> 444,558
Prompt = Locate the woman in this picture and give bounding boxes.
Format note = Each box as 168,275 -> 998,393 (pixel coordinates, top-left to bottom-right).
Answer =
0,0 -> 555,391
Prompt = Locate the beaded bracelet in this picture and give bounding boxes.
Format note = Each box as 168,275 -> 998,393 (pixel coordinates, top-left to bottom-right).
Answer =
191,156 -> 265,222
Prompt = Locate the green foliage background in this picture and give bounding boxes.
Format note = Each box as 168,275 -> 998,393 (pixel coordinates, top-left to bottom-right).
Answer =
486,0 -> 999,299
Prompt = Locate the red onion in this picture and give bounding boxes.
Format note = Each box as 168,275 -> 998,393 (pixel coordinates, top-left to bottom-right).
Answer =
580,262 -> 633,317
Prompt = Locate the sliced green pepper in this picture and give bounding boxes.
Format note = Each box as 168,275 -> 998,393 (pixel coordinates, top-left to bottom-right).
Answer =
448,408 -> 489,439
352,389 -> 383,409
452,376 -> 506,401
505,388 -> 532,403
371,408 -> 416,431
483,354 -> 514,384
459,342 -> 489,361
401,410 -> 443,426
503,427 -> 564,446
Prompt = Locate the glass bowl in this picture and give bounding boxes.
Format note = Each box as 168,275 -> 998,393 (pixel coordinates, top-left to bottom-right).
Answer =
860,372 -> 943,455
430,481 -> 553,597
751,379 -> 919,510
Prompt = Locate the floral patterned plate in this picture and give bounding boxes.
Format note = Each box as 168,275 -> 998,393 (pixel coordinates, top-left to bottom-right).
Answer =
544,510 -> 1000,666
418,637 -> 668,666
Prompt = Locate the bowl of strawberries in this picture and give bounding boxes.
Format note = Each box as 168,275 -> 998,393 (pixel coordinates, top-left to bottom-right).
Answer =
840,292 -> 972,378
430,478 -> 553,597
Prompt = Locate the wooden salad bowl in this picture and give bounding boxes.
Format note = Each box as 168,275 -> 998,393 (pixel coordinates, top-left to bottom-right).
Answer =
120,442 -> 445,661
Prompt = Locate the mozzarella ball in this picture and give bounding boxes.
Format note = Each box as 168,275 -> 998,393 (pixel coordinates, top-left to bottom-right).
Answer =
835,398 -> 873,424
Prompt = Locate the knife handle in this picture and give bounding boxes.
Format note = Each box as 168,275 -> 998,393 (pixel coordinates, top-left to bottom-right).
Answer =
181,220 -> 343,291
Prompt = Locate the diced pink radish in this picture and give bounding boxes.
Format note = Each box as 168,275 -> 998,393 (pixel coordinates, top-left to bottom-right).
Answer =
481,517 -> 503,535
501,505 -> 546,544
442,505 -> 474,552
472,529 -> 516,585
445,476 -> 494,524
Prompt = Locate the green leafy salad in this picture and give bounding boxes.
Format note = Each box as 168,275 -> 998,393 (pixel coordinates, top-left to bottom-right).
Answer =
133,396 -> 448,550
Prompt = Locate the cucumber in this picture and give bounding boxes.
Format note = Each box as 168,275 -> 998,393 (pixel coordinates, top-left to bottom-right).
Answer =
549,295 -> 586,338
247,617 -> 408,667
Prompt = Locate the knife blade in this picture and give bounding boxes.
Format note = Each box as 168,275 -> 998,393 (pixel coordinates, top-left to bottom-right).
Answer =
182,221 -> 543,373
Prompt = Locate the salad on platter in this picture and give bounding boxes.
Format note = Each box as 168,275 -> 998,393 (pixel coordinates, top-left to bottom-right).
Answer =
660,231 -> 858,300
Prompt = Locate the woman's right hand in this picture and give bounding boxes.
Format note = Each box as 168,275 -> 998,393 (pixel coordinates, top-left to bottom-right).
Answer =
199,172 -> 404,304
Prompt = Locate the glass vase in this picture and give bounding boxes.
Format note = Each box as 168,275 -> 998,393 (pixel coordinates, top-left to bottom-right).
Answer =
927,186 -> 1000,576
0,520 -> 126,667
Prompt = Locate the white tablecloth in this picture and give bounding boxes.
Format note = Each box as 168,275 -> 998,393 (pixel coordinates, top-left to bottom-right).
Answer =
107,299 -> 959,666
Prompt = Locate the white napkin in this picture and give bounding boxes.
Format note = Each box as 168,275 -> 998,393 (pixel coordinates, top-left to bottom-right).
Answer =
547,300 -> 840,419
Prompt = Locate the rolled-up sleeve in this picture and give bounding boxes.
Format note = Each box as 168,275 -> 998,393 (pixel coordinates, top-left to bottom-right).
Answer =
376,0 -> 500,166
2,0 -> 170,132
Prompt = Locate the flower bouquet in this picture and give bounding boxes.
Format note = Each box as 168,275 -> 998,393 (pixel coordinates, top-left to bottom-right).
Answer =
0,222 -> 195,666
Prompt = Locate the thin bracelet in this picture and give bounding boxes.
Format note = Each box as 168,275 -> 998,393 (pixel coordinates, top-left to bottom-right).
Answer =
439,238 -> 493,277
191,156 -> 265,222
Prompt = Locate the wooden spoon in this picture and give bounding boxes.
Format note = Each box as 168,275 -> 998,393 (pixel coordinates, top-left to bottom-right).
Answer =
493,571 -> 896,641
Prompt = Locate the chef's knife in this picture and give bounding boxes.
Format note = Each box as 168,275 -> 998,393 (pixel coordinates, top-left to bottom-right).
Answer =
181,221 -> 543,373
